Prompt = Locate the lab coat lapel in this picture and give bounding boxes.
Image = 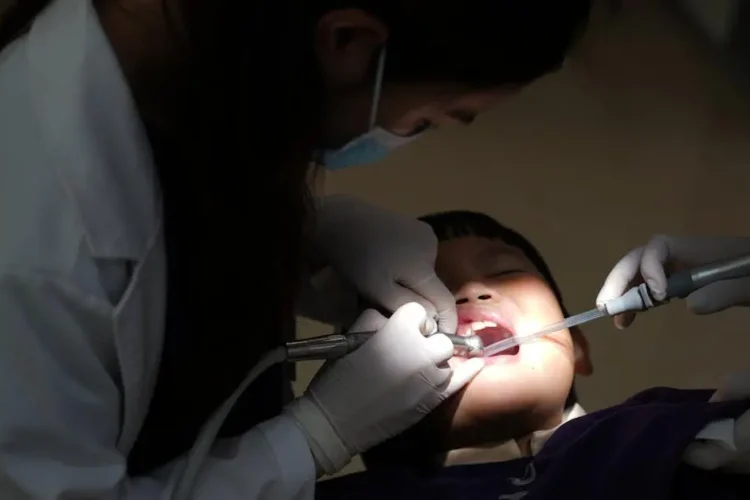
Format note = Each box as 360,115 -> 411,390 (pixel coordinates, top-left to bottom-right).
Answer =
112,233 -> 167,452
27,0 -> 165,452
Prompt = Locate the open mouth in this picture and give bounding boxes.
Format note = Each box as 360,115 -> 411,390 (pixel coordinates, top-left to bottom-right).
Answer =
458,320 -> 519,356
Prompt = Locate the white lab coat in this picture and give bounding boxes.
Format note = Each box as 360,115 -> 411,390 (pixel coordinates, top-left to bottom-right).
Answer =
0,0 -> 315,498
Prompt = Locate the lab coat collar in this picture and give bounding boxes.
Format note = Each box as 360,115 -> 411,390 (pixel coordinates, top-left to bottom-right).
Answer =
28,0 -> 161,261
444,403 -> 587,466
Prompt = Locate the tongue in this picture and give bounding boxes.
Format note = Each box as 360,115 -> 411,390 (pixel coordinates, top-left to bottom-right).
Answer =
476,326 -> 518,356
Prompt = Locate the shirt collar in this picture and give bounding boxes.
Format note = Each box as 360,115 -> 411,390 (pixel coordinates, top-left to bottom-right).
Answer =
443,403 -> 587,467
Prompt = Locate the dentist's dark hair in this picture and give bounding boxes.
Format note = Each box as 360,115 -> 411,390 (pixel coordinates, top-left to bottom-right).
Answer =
306,0 -> 592,87
0,1 -> 45,46
127,1 -> 323,474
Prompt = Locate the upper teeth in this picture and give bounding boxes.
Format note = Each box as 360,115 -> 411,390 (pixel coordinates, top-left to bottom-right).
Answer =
468,321 -> 497,334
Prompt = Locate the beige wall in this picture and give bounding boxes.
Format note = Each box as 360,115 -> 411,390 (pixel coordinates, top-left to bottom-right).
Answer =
295,0 -> 750,476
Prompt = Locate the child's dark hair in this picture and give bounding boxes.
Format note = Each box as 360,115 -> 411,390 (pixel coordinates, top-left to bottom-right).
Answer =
419,210 -> 567,313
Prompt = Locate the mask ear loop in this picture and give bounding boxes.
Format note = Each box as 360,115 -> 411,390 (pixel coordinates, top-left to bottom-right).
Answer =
368,46 -> 387,129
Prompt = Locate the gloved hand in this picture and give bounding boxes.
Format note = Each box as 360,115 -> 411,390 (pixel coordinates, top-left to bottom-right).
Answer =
313,194 -> 458,333
596,235 -> 750,329
285,303 -> 484,475
683,370 -> 750,473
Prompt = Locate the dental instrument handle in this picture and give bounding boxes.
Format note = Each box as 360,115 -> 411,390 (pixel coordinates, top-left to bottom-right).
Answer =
602,252 -> 750,316
285,332 -> 483,362
285,334 -> 360,361
673,252 -> 750,295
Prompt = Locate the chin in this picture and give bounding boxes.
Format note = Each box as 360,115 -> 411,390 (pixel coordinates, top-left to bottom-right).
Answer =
443,342 -> 575,446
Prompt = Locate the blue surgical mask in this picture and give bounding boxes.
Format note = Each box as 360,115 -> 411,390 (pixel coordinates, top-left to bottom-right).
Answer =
321,47 -> 427,170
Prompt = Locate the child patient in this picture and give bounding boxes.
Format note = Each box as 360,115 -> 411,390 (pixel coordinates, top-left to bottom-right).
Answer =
316,210 -> 750,500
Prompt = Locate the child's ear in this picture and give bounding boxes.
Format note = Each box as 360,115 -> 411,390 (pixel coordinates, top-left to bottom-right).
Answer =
570,326 -> 593,376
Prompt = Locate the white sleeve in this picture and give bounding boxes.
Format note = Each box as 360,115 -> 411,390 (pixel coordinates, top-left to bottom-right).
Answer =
0,272 -> 316,499
683,372 -> 750,474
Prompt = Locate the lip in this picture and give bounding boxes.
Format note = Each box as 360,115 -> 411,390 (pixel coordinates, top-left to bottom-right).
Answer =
456,304 -> 516,336
456,303 -> 520,357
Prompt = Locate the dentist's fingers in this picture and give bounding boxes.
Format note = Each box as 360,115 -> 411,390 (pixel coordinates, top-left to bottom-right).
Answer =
423,333 -> 455,366
399,267 -> 458,334
597,247 -> 644,329
440,358 -> 485,398
347,309 -> 388,332
596,247 -> 645,306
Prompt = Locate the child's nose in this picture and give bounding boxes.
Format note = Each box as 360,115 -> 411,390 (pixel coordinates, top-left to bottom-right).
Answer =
455,284 -> 495,305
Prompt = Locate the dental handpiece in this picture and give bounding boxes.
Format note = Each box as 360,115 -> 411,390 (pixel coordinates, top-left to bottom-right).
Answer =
285,331 -> 485,362
602,251 -> 750,316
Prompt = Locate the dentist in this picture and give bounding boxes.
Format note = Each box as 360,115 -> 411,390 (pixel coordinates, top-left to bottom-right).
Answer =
0,0 -> 590,498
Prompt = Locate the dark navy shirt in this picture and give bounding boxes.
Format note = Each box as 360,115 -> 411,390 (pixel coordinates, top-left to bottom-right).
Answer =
316,387 -> 750,500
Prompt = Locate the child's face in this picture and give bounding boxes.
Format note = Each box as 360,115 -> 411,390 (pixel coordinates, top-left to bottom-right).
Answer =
414,235 -> 592,450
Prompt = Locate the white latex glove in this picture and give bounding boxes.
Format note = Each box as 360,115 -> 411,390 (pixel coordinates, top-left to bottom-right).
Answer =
596,235 -> 750,329
314,194 -> 458,333
285,303 -> 484,475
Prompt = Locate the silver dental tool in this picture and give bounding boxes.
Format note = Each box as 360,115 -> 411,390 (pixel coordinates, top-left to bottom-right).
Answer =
285,331 -> 485,362
482,251 -> 750,357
